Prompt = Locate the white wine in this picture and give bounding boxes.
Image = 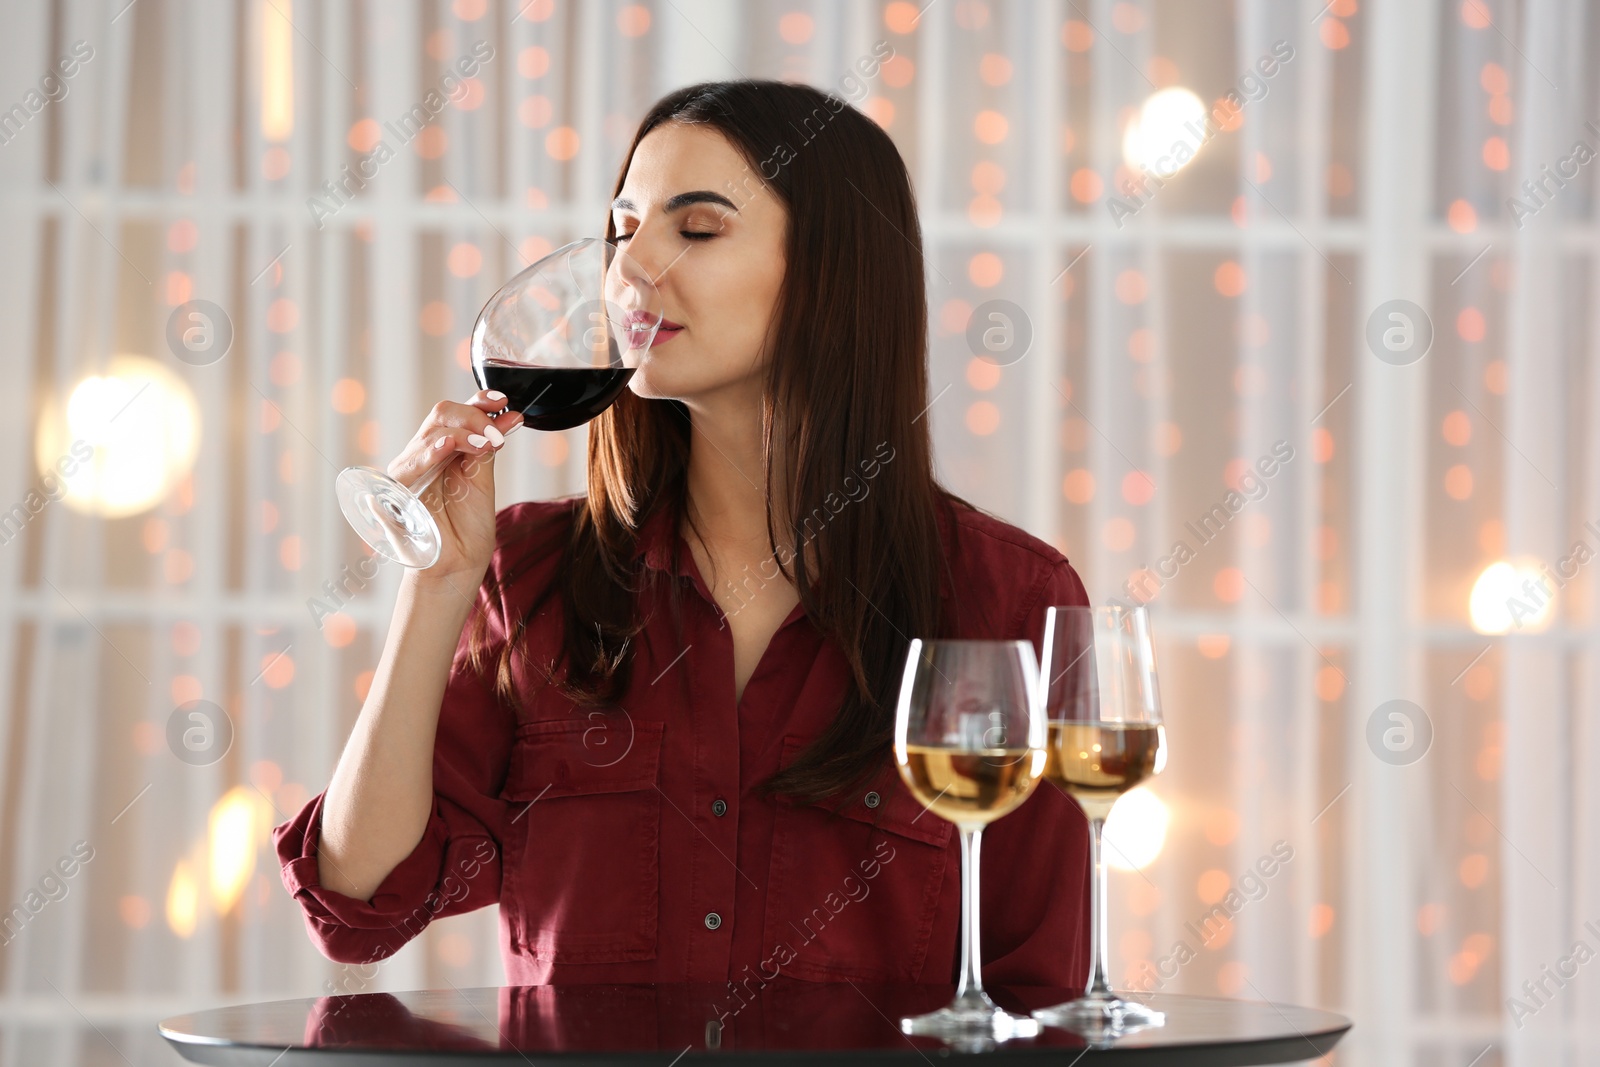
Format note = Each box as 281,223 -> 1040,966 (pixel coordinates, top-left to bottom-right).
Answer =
1044,722 -> 1164,816
898,745 -> 1045,825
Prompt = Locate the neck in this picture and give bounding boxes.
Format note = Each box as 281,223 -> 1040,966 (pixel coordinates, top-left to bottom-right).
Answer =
681,386 -> 776,546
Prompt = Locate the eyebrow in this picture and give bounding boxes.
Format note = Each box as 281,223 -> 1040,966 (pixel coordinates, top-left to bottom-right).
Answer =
610,190 -> 739,214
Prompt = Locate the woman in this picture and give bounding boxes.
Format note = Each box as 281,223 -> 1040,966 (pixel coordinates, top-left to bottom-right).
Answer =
275,80 -> 1092,993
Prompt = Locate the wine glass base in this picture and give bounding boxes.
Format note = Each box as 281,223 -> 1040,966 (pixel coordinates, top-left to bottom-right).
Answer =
335,466 -> 442,569
901,992 -> 1040,1042
1031,991 -> 1165,1031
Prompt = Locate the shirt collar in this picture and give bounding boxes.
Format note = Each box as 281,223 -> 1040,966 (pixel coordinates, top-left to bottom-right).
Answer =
631,501 -> 953,600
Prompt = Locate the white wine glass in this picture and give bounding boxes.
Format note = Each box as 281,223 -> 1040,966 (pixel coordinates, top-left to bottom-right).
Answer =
335,237 -> 661,568
893,639 -> 1048,1042
1031,604 -> 1168,1032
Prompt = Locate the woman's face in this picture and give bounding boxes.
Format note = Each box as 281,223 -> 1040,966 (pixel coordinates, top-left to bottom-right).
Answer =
610,122 -> 788,405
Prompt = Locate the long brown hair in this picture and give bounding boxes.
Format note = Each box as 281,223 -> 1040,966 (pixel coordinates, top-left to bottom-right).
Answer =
468,80 -> 970,806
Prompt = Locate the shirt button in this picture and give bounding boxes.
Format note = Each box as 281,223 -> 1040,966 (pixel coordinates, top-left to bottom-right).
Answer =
864,791 -> 881,809
711,798 -> 728,817
704,911 -> 722,930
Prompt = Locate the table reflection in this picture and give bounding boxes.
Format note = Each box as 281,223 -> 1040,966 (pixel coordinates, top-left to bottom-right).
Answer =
257,981 -> 1349,1061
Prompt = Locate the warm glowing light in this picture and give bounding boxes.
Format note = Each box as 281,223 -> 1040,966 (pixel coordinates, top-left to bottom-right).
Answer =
1214,260 -> 1248,297
1469,559 -> 1556,634
518,46 -> 550,79
1104,787 -> 1169,870
778,12 -> 813,44
261,0 -> 294,141
1448,199 -> 1478,233
209,786 -> 270,915
965,400 -> 1000,435
1122,87 -> 1208,178
36,356 -> 201,518
884,1 -> 920,34
1102,516 -> 1136,552
1062,20 -> 1094,52
331,378 -> 366,414
1197,868 -> 1231,904
1121,471 -> 1155,506
119,895 -> 153,929
965,357 -> 1001,391
420,301 -> 454,337
546,125 -> 580,161
1062,468 -> 1094,504
167,859 -> 199,938
616,4 -> 651,37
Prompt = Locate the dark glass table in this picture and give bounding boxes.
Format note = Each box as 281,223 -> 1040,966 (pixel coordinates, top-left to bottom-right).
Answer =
160,982 -> 1350,1065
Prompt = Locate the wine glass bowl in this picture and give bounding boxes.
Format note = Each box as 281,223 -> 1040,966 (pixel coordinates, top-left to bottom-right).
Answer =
335,238 -> 661,567
1042,719 -> 1165,822
1032,604 -> 1168,1033
898,747 -> 1041,826
471,238 -> 660,430
892,639 -> 1047,1042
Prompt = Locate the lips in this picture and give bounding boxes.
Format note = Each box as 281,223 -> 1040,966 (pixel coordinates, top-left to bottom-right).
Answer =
651,319 -> 684,348
621,311 -> 658,351
624,314 -> 682,350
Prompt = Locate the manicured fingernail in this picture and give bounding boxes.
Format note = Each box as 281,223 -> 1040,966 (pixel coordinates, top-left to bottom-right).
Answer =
467,433 -> 489,447
434,435 -> 449,449
485,390 -> 506,401
483,424 -> 505,446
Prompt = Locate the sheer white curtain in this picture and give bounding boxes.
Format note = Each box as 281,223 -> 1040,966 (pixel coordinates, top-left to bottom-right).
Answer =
0,2 -> 1594,1065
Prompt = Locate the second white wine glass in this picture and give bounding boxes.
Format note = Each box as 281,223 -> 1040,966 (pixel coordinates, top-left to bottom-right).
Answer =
1031,604 -> 1168,1033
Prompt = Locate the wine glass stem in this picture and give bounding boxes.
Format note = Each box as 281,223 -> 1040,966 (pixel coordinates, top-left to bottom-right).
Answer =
954,825 -> 987,1003
1086,816 -> 1113,998
405,414 -> 523,497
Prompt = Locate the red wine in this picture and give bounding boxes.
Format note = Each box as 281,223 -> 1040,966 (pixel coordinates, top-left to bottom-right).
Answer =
476,360 -> 635,431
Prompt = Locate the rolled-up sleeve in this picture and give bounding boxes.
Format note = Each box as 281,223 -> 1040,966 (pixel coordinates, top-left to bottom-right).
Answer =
273,576 -> 517,965
981,557 -> 1093,988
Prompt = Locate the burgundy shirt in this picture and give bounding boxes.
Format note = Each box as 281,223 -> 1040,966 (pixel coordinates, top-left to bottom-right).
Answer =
274,493 -> 1092,992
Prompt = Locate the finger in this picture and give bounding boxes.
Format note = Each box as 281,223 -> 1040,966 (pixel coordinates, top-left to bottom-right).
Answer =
422,400 -> 499,432
467,388 -> 509,409
387,426 -> 499,485
489,407 -> 524,434
433,425 -> 502,456
419,401 -> 510,447
467,390 -> 525,435
434,426 -> 502,506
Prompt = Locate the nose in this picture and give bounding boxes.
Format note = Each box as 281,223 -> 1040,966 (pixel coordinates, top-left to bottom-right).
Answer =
606,233 -> 665,327
612,242 -> 660,299
615,219 -> 672,284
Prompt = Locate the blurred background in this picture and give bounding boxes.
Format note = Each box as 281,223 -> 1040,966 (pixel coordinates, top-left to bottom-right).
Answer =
0,0 -> 1596,1064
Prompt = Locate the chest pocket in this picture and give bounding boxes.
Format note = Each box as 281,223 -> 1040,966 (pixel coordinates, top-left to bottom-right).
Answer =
762,733 -> 954,982
500,715 -> 665,964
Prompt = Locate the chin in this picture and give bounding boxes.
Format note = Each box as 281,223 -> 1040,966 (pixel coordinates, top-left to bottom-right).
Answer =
626,363 -> 685,401
626,375 -> 664,400
627,343 -> 762,403
628,367 -> 735,405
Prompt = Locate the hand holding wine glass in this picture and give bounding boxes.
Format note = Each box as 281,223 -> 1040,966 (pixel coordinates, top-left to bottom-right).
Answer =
379,392 -> 522,586
893,639 -> 1048,1043
336,237 -> 661,569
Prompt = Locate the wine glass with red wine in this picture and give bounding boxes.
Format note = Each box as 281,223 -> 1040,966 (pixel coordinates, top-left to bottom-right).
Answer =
335,237 -> 661,568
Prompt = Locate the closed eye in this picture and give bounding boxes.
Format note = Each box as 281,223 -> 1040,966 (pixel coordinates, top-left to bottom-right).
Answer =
614,231 -> 716,243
